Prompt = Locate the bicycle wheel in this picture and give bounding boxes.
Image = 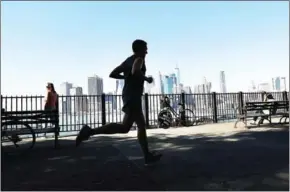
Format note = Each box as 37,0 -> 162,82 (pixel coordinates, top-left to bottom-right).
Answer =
2,121 -> 36,155
181,109 -> 196,126
157,109 -> 173,129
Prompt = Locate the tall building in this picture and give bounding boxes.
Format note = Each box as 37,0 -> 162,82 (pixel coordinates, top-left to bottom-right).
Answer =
275,77 -> 281,91
115,80 -> 125,111
162,75 -> 175,94
60,82 -> 73,114
170,73 -> 178,93
175,66 -> 181,87
105,91 -> 118,110
70,86 -> 85,114
70,87 -> 83,96
271,78 -> 275,91
88,75 -> 103,95
60,82 -> 73,96
272,77 -> 284,91
88,75 -> 103,112
257,83 -> 271,92
194,77 -> 212,109
183,86 -> 194,106
219,71 -> 227,93
81,95 -> 89,112
159,71 -> 164,94
280,77 -> 287,91
116,79 -> 124,94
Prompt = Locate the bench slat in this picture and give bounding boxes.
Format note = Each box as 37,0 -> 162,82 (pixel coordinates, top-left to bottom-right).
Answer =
2,110 -> 58,115
2,120 -> 58,125
3,128 -> 56,135
33,128 -> 56,134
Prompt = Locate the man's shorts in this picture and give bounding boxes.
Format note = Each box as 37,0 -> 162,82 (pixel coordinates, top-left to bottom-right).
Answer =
122,99 -> 143,115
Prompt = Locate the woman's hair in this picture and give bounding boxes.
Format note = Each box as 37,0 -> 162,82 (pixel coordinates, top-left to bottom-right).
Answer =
47,83 -> 57,93
50,83 -> 56,93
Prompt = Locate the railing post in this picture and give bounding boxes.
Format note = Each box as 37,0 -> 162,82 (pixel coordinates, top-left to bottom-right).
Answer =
180,93 -> 186,122
56,95 -> 60,137
101,93 -> 106,126
282,91 -> 288,101
1,95 -> 2,110
238,91 -> 244,115
144,93 -> 150,128
212,92 -> 218,123
261,92 -> 265,101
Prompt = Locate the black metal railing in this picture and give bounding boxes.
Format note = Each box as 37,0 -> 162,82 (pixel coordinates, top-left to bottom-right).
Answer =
1,91 -> 288,136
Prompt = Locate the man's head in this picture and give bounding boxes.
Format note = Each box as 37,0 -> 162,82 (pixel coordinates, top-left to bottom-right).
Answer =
132,39 -> 147,58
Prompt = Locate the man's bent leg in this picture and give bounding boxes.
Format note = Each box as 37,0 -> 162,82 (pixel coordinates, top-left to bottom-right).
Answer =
91,113 -> 134,135
76,113 -> 134,147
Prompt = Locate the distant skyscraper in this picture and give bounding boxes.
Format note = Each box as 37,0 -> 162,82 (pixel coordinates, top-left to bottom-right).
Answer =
163,75 -> 174,94
194,77 -> 212,108
60,82 -> 73,114
275,77 -> 281,91
105,92 -> 117,111
116,80 -> 124,94
280,77 -> 287,91
81,95 -> 89,112
170,73 -> 177,93
60,82 -> 73,96
160,70 -> 181,94
70,87 -> 83,96
258,83 -> 271,92
70,86 -> 84,114
271,78 -> 275,91
115,80 -> 125,111
194,81 -> 212,94
183,86 -> 194,106
159,71 -> 164,94
88,75 -> 103,112
175,66 -> 181,87
88,75 -> 103,95
219,71 -> 227,93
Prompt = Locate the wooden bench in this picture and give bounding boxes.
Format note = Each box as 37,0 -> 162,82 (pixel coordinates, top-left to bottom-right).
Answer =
1,109 -> 60,148
234,100 -> 289,128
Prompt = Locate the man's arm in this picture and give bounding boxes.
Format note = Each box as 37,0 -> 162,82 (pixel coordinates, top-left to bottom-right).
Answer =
131,57 -> 149,81
109,64 -> 126,79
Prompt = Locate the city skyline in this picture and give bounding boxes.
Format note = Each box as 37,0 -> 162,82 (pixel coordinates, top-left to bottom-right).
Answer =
2,2 -> 288,95
58,70 -> 287,97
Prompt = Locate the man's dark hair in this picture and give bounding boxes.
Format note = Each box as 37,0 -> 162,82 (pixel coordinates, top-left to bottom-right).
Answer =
132,39 -> 147,53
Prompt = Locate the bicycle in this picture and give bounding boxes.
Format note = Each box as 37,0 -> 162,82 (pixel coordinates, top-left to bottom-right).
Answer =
157,96 -> 196,129
1,109 -> 36,155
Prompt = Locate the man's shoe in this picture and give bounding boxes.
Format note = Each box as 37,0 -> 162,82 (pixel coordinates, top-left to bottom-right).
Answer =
145,151 -> 162,166
76,125 -> 92,147
11,134 -> 22,143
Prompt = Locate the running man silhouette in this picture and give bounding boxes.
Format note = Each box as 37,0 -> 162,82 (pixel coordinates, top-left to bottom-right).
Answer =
76,39 -> 162,165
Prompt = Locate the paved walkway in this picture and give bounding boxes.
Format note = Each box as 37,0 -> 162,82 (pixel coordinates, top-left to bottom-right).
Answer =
2,123 -> 289,190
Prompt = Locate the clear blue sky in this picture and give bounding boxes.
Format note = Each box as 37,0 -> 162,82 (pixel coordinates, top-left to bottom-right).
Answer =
2,1 -> 289,95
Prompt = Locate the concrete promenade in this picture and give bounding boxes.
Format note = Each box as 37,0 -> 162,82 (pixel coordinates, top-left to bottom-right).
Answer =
2,122 -> 289,190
